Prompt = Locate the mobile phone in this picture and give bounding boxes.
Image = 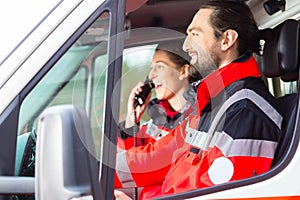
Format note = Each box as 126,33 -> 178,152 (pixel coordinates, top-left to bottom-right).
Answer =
134,76 -> 155,108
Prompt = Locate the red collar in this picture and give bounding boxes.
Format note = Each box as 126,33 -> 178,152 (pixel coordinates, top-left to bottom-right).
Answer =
197,56 -> 261,115
159,100 -> 178,118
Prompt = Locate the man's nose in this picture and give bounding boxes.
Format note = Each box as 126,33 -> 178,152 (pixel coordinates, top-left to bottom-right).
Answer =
183,36 -> 191,53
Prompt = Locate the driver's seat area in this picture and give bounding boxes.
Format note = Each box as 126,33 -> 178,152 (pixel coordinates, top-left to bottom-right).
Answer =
261,19 -> 300,167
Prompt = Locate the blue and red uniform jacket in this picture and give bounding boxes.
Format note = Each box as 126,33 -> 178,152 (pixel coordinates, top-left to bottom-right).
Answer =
115,53 -> 282,200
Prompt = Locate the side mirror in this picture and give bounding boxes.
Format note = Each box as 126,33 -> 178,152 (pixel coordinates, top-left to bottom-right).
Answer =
35,105 -> 100,199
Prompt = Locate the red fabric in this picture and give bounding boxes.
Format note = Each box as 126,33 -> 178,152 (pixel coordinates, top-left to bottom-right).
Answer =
159,100 -> 178,118
116,56 -> 276,199
160,144 -> 273,196
140,56 -> 275,198
118,100 -> 183,151
115,99 -> 194,192
197,56 -> 261,115
114,119 -> 190,188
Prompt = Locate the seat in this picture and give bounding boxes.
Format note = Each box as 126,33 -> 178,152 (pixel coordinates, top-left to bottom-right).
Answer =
261,19 -> 300,167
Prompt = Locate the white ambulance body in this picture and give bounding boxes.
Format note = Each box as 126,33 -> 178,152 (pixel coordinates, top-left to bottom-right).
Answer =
0,0 -> 300,199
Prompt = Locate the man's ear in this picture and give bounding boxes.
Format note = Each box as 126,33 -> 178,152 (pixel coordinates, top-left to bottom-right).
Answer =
220,29 -> 238,51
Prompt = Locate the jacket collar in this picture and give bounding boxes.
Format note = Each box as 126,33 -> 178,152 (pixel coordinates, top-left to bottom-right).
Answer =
196,53 -> 261,115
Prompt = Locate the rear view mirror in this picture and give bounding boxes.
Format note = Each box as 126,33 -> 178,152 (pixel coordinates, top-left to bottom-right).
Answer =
35,105 -> 100,200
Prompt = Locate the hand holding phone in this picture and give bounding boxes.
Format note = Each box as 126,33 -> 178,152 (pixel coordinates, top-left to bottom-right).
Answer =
125,76 -> 154,128
134,76 -> 155,108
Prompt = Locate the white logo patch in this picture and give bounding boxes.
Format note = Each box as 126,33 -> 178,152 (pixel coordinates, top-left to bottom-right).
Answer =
208,156 -> 234,185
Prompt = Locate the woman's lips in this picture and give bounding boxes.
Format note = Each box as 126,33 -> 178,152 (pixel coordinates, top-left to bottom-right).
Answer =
154,83 -> 162,90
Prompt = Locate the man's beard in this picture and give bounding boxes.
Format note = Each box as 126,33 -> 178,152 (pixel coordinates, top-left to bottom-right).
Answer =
194,47 -> 219,78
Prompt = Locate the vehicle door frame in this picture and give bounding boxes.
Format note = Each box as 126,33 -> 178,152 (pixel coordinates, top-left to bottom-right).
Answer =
0,0 -> 125,199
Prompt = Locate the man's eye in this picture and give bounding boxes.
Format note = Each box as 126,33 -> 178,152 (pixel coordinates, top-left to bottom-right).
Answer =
191,32 -> 198,36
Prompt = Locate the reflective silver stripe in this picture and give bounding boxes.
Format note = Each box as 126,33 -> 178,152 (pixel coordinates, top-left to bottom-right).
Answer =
115,148 -> 136,187
185,89 -> 282,151
206,89 -> 282,149
185,122 -> 210,149
212,131 -> 277,158
211,89 -> 282,130
146,120 -> 169,140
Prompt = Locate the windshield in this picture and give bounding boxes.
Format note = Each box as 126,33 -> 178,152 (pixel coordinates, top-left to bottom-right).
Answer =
0,0 -> 62,64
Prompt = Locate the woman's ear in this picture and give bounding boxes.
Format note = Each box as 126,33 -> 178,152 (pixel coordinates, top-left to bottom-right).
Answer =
220,29 -> 238,51
180,64 -> 190,79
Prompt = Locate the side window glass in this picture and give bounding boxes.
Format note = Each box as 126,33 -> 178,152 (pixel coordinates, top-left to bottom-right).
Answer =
119,45 -> 156,123
15,11 -> 110,183
16,66 -> 88,178
90,44 -> 108,159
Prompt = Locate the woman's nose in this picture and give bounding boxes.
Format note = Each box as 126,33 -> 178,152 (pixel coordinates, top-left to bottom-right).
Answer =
148,67 -> 156,80
148,71 -> 154,80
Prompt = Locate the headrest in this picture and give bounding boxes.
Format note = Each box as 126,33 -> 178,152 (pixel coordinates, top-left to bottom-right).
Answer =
262,19 -> 300,82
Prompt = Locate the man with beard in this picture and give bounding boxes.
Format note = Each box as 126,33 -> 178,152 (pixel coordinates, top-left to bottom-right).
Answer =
114,1 -> 282,199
